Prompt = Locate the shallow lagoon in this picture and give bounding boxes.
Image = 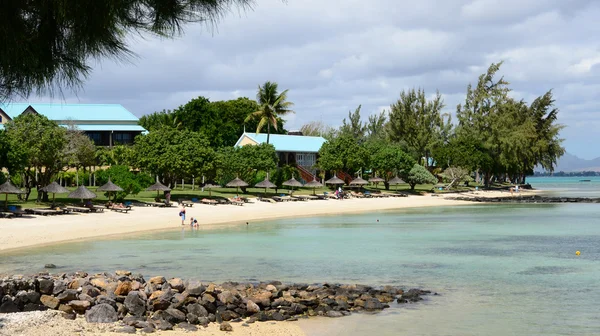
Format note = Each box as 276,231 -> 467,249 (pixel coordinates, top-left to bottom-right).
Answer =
1,203 -> 599,335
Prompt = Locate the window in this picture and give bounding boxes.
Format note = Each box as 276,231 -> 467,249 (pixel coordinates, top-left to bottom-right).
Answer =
0,115 -> 2,123
86,132 -> 102,145
113,132 -> 132,144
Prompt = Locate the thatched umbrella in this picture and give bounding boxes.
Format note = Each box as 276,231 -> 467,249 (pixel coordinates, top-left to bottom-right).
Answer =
349,177 -> 369,186
226,177 -> 249,194
369,176 -> 385,184
0,180 -> 25,209
283,176 -> 303,193
255,177 -> 277,195
146,181 -> 171,199
41,181 -> 69,206
68,185 -> 97,202
304,178 -> 323,195
325,176 -> 344,185
97,178 -> 124,201
388,176 -> 405,191
203,183 -> 220,196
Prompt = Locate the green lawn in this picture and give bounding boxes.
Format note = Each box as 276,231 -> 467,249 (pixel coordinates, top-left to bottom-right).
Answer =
3,183 -> 459,208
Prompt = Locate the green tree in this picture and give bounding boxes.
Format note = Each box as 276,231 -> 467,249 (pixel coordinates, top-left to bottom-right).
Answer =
64,127 -> 96,171
339,105 -> 366,142
96,165 -> 153,201
439,167 -> 472,189
406,164 -> 437,190
245,81 -> 294,144
133,127 -> 216,186
367,140 -> 415,189
318,134 -> 368,176
0,129 -> 27,177
299,121 -> 335,138
366,111 -> 387,141
386,89 -> 446,167
138,109 -> 181,131
216,143 -> 278,189
4,113 -> 67,201
0,0 -> 255,101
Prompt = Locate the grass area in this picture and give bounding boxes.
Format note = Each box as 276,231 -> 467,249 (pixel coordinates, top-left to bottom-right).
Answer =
3,183 -> 457,208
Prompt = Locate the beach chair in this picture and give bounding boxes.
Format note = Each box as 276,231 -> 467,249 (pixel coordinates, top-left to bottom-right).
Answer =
0,212 -> 15,218
66,206 -> 91,213
292,195 -> 309,201
7,206 -> 25,217
179,200 -> 194,207
228,198 -> 244,206
191,198 -> 199,203
110,206 -> 131,213
201,199 -> 218,206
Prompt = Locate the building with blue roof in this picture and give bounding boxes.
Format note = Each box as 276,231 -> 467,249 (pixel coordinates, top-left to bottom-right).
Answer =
235,132 -> 327,181
0,103 -> 146,146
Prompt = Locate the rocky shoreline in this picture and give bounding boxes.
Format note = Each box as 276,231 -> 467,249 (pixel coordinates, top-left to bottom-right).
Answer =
447,195 -> 600,204
0,271 -> 431,333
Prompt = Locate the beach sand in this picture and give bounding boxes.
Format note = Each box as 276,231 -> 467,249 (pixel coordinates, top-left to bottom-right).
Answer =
0,194 -> 486,252
0,311 -> 305,336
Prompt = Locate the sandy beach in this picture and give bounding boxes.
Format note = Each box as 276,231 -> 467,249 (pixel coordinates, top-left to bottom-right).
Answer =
0,193 -> 489,252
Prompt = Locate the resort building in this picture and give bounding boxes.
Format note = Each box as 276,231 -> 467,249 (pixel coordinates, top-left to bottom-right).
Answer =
235,132 -> 327,182
0,103 -> 146,146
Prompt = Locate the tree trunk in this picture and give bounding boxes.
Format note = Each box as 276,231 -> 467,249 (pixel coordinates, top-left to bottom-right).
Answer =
384,182 -> 389,190
410,183 -> 416,190
267,123 -> 270,144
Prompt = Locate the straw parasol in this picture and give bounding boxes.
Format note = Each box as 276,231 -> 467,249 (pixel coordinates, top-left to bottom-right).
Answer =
145,181 -> 171,198
349,177 -> 369,186
325,176 -> 344,185
0,180 -> 25,209
226,177 -> 249,194
368,176 -> 385,184
41,181 -> 69,206
255,177 -> 277,195
283,176 -> 303,192
304,178 -> 323,195
203,183 -> 220,196
68,185 -> 97,201
97,178 -> 124,201
388,176 -> 405,191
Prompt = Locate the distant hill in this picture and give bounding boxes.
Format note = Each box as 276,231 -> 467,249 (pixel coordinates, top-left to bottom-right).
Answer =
540,152 -> 600,172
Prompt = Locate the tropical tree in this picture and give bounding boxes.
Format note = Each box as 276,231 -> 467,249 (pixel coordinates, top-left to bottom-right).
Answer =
96,165 -> 153,201
367,141 -> 415,189
317,134 -> 368,176
406,164 -> 437,190
0,0 -> 256,102
245,81 -> 294,144
386,89 -> 447,167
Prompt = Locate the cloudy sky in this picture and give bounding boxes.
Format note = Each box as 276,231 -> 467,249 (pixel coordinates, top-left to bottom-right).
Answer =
37,0 -> 600,159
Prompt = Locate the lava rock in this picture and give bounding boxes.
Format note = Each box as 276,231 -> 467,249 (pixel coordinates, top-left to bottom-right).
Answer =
124,291 -> 146,317
85,303 -> 118,323
220,322 -> 233,332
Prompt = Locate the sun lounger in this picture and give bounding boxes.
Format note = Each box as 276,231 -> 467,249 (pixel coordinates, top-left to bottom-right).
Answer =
179,200 -> 194,207
67,206 -> 91,213
0,212 -> 15,218
91,206 -> 105,212
257,197 -> 276,203
292,195 -> 309,201
110,206 -> 131,213
29,208 -> 63,216
228,198 -> 244,206
146,202 -> 170,207
201,199 -> 218,206
6,206 -> 25,217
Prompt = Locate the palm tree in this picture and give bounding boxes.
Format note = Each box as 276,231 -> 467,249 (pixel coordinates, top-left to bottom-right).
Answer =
245,81 -> 294,144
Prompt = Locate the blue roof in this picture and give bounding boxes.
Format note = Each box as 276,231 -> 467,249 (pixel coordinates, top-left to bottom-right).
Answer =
0,103 -> 139,121
237,132 -> 326,153
60,124 -> 146,132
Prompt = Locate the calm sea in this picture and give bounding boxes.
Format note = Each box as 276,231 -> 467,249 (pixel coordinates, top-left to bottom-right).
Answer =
528,176 -> 600,197
0,177 -> 599,335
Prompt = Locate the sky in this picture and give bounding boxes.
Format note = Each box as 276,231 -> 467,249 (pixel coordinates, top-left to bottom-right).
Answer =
34,0 -> 600,159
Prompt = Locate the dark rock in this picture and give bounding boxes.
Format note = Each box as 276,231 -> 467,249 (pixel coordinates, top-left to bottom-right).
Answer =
220,322 -> 233,331
23,303 -> 46,311
208,313 -> 216,323
198,317 -> 210,326
82,285 -> 101,298
62,312 -> 76,320
176,322 -> 198,331
79,293 -> 94,303
69,300 -> 91,314
124,291 -> 146,317
57,289 -> 78,303
326,311 -> 343,318
44,264 -> 56,269
271,311 -> 285,321
38,279 -> 54,295
363,298 -> 384,311
141,326 -> 155,333
154,320 -> 173,331
186,280 -> 205,296
52,281 -> 67,295
186,313 -> 199,324
58,304 -> 74,314
85,303 -> 118,323
168,278 -> 185,293
187,303 -> 208,317
0,299 -> 20,313
123,316 -> 145,326
165,308 -> 187,323
246,300 -> 260,313
116,326 -> 137,334
96,295 -> 117,309
219,310 -> 239,321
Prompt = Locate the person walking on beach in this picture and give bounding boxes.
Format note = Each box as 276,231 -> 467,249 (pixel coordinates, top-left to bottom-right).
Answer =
179,206 -> 186,225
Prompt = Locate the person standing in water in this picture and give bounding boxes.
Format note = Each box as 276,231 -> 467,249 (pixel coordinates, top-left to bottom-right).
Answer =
179,206 -> 186,225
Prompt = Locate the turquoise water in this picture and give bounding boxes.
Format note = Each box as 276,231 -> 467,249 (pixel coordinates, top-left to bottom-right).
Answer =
1,203 -> 599,335
527,176 -> 600,197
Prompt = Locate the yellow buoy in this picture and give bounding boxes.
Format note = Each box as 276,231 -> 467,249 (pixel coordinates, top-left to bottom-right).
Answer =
576,251 -> 581,256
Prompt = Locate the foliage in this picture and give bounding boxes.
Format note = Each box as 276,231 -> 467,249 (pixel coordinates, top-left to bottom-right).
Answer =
386,89 -> 447,167
133,127 -> 216,186
455,62 -> 565,186
216,143 -> 278,188
406,164 -> 438,190
339,105 -> 366,143
4,113 -> 67,201
0,129 -> 27,176
138,109 -> 182,131
64,128 -> 96,170
0,0 -> 254,101
439,167 -> 472,189
246,81 -> 294,144
367,140 -> 415,188
299,121 -> 335,139
272,165 -> 300,189
318,134 -> 368,175
96,165 -> 153,200
366,112 -> 387,141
